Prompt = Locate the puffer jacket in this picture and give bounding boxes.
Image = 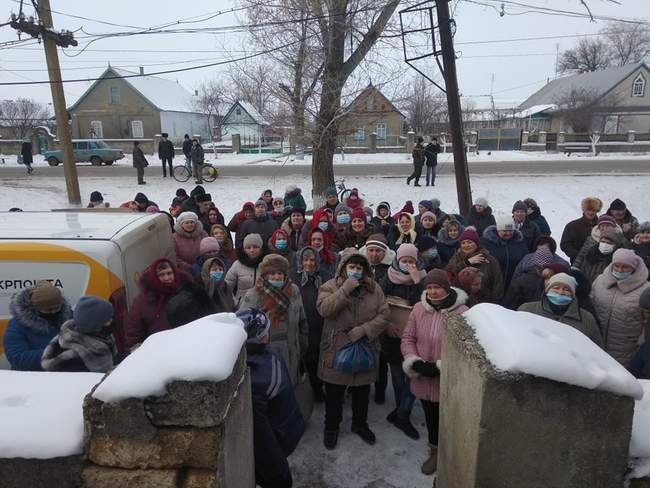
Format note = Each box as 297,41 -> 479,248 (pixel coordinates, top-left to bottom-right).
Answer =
3,288 -> 72,371
316,250 -> 390,386
173,221 -> 208,269
481,225 -> 528,291
224,248 -> 265,306
591,264 -> 650,366
632,239 -> 650,280
401,288 -> 468,402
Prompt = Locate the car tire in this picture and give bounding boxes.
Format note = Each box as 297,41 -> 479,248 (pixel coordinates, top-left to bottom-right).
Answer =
47,157 -> 60,166
90,156 -> 102,166
104,160 -> 114,166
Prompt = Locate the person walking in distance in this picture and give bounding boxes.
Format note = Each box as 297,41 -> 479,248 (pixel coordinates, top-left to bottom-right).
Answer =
424,137 -> 441,187
132,140 -> 148,185
191,138 -> 205,184
21,139 -> 34,175
158,133 -> 174,178
182,134 -> 192,170
407,137 -> 425,187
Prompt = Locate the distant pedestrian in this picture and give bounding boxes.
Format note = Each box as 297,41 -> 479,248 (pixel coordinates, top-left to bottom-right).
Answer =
132,140 -> 148,185
158,132 -> 174,178
424,137 -> 441,187
21,139 -> 34,175
182,134 -> 192,170
190,138 -> 205,184
407,137 -> 425,187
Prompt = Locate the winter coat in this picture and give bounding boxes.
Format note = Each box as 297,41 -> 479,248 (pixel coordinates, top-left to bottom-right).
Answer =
560,214 -> 598,263
173,222 -> 208,269
270,208 -> 292,227
572,224 -> 626,271
3,288 -> 72,371
241,283 -> 308,386
519,296 -> 603,347
401,288 -> 469,402
412,142 -> 425,166
445,247 -> 504,303
227,206 -> 253,234
281,218 -> 306,253
512,251 -> 570,282
465,206 -> 496,237
527,208 -> 551,236
316,251 -> 390,386
516,219 -> 541,252
200,257 -> 236,313
182,139 -> 192,158
437,224 -> 464,265
387,223 -> 418,250
248,342 -> 305,488
503,269 -> 544,310
607,208 -> 639,241
224,249 -> 264,306
335,226 -> 373,250
481,225 -> 529,291
579,243 -> 618,283
284,188 -> 307,212
633,240 -> 650,280
371,216 -> 397,237
158,139 -> 175,159
424,142 -> 441,166
628,336 -> 650,380
132,146 -> 148,169
190,143 -> 204,164
21,141 -> 33,165
591,264 -> 650,366
236,214 -> 279,249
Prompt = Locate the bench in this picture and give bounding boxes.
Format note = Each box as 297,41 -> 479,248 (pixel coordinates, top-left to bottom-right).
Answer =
563,144 -> 597,156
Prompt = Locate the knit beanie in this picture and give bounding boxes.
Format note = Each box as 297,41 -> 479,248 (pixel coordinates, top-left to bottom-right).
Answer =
421,211 -> 437,223
325,187 -> 338,197
496,215 -> 515,231
335,203 -> 351,216
545,273 -> 577,294
90,191 -> 103,203
243,233 -> 263,248
242,201 -> 255,211
530,247 -> 554,269
457,267 -> 481,290
272,197 -> 284,206
190,185 -> 206,198
640,288 -> 650,311
145,205 -> 159,214
638,221 -> 650,233
512,200 -> 527,213
396,243 -> 419,262
609,198 -> 627,211
459,227 -> 480,247
416,235 -> 437,253
199,237 -> 221,255
74,296 -> 114,334
30,281 -> 63,314
259,254 -> 289,276
424,269 -> 451,291
195,193 -> 212,203
351,208 -> 367,221
430,198 -> 441,210
581,197 -> 602,212
176,188 -> 189,198
365,233 -> 389,251
598,215 -> 617,227
177,211 -> 198,224
419,200 -> 434,212
474,197 -> 488,208
612,248 -> 642,271
255,199 -> 267,208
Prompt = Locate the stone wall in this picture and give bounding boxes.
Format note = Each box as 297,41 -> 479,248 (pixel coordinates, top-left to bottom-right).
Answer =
437,314 -> 635,488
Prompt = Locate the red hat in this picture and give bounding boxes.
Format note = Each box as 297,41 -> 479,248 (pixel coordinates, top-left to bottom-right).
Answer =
351,208 -> 367,221
459,227 -> 480,247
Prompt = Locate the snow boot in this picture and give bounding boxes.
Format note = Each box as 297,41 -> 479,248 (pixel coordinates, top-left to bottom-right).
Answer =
406,176 -> 412,185
394,416 -> 420,440
323,429 -> 339,450
421,445 -> 438,475
351,423 -> 376,445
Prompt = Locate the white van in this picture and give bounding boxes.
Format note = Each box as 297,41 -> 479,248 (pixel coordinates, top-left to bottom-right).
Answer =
0,211 -> 175,356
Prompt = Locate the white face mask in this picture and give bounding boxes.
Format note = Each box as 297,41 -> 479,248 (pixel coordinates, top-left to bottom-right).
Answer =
599,242 -> 615,255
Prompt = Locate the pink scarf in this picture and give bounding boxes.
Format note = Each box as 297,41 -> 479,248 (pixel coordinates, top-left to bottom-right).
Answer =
387,265 -> 426,285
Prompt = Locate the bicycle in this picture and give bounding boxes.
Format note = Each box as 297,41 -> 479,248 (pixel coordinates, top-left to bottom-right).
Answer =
335,178 -> 353,202
172,162 -> 219,183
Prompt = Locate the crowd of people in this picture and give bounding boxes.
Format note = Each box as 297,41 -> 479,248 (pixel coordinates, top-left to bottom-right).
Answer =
4,183 -> 650,487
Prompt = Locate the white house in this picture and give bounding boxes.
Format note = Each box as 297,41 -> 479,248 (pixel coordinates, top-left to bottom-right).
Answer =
221,101 -> 270,142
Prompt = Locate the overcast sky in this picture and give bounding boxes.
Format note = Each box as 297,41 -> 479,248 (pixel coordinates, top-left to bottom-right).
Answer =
0,0 -> 647,110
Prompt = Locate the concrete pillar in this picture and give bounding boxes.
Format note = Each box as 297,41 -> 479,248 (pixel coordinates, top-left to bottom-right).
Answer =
628,130 -> 636,143
368,132 -> 377,153
558,131 -> 566,144
232,133 -> 241,154
437,314 -> 634,488
406,131 -> 415,153
521,131 -> 529,145
538,131 -> 547,145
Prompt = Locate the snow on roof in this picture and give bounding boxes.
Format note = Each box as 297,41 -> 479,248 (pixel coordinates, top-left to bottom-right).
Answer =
463,304 -> 644,400
238,101 -> 270,125
513,104 -> 557,119
0,371 -> 102,458
93,313 -> 247,403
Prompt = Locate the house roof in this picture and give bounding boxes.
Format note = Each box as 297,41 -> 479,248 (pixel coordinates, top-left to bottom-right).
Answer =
346,84 -> 405,118
519,61 -> 650,110
513,104 -> 557,119
222,100 -> 270,126
68,67 -> 198,113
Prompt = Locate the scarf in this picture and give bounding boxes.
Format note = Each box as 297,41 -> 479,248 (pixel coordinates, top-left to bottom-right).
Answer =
299,270 -> 322,289
41,321 -> 115,373
426,289 -> 458,311
387,262 -> 426,285
260,277 -> 293,327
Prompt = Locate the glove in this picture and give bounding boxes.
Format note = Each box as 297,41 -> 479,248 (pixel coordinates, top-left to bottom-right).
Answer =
412,360 -> 439,378
347,326 -> 366,342
342,277 -> 360,294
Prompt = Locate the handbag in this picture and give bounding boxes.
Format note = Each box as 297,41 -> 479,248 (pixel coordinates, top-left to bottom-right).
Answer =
333,338 -> 377,373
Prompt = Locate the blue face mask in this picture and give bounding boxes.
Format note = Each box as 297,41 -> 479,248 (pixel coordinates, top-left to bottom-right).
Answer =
612,270 -> 632,280
546,291 -> 573,306
268,279 -> 285,289
426,249 -> 439,259
275,239 -> 288,250
337,214 -> 351,224
398,261 -> 410,273
209,270 -> 224,281
318,222 -> 329,231
347,269 -> 363,280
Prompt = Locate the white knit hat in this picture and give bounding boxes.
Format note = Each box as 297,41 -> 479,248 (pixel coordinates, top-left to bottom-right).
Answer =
545,273 -> 577,294
495,214 -> 515,231
177,211 -> 199,224
474,197 -> 488,207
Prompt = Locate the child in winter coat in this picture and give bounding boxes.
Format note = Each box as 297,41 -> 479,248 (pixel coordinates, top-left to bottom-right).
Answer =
371,202 -> 396,237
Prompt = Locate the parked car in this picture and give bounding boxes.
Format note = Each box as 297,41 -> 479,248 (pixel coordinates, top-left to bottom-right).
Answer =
42,139 -> 125,166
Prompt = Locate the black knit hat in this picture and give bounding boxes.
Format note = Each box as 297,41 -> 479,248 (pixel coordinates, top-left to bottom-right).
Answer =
90,191 -> 103,202
609,198 -> 626,211
176,188 -> 188,198
190,185 -> 206,198
417,235 -> 437,253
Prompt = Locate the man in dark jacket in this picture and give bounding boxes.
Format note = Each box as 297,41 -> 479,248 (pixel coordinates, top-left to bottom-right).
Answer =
132,140 -> 148,185
560,197 -> 602,264
21,140 -> 34,175
236,308 -> 306,488
236,199 -> 279,249
190,138 -> 205,184
512,200 -> 541,252
158,133 -> 175,178
424,137 -> 441,187
481,215 -> 529,292
182,134 -> 192,169
407,136 -> 425,187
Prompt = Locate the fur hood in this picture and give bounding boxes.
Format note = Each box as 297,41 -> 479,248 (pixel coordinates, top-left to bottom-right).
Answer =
482,225 -> 524,245
419,287 -> 468,313
9,288 -> 72,335
359,244 -> 395,266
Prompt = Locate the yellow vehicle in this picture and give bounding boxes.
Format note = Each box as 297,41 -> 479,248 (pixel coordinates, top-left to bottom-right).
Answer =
0,211 -> 175,357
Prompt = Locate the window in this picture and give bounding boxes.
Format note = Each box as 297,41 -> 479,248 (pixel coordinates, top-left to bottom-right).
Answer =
632,74 -> 646,97
376,123 -> 387,140
353,127 -> 365,142
109,86 -> 120,104
77,141 -> 89,150
604,115 -> 619,134
131,120 -> 144,138
89,120 -> 103,138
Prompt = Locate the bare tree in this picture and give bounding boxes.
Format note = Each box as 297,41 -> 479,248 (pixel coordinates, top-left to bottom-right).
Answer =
0,98 -> 51,140
400,76 -> 446,135
228,61 -> 278,120
601,20 -> 650,66
553,87 -> 602,132
558,38 -> 611,73
192,79 -> 227,149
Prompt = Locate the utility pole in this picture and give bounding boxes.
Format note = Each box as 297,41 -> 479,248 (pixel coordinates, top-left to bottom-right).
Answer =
11,0 -> 81,205
435,0 -> 471,215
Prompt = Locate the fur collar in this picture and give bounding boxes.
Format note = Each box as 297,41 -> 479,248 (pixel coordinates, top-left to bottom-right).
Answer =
482,225 -> 524,245
419,287 -> 468,313
9,288 -> 72,335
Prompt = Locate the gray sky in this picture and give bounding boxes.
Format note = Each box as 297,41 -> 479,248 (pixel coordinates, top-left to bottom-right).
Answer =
0,0 -> 647,109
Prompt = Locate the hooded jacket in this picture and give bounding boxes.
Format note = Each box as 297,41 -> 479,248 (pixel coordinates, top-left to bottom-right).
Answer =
4,288 -> 72,371
201,257 -> 235,313
436,220 -> 465,265
573,224 -> 625,270
370,202 -> 396,237
481,225 -> 529,291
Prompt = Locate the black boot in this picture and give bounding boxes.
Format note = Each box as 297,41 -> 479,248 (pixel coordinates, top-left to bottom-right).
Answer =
406,176 -> 411,185
324,429 -> 339,450
393,416 -> 420,440
414,179 -> 422,187
351,423 -> 376,445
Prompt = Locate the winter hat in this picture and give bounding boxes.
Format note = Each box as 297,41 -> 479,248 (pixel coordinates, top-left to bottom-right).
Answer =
474,197 -> 488,208
351,208 -> 367,221
416,235 -> 437,253
325,187 -> 338,197
640,288 -> 650,311
419,200 -> 434,212
365,233 -> 389,251
145,205 -> 159,214
545,262 -> 571,275
581,197 -> 603,212
196,193 -> 212,203
530,247 -> 554,269
600,227 -> 623,245
535,235 -> 557,254
190,185 -> 206,198
335,203 -> 351,216
545,273 -> 577,294
609,198 -> 627,211
430,198 -> 441,210
459,227 -> 480,247
73,296 -> 113,334
524,198 -> 538,209
597,215 -> 617,227
512,200 -> 528,213
496,214 -> 515,231
199,237 -> 221,255
30,281 -> 63,314
638,221 -> 650,233
399,201 -> 415,214
421,211 -> 437,223
176,188 -> 189,198
272,197 -> 284,206
285,184 -> 298,194
612,248 -> 643,271
236,308 -> 271,345
134,192 -> 148,204
396,243 -> 419,262
457,267 -> 481,290
377,201 -> 391,214
424,269 -> 451,291
242,201 -> 255,211
270,228 -> 289,245
255,199 -> 267,208
259,253 -> 289,276
243,233 -> 263,248
90,191 -> 103,203
177,211 -> 199,224
290,207 -> 306,217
